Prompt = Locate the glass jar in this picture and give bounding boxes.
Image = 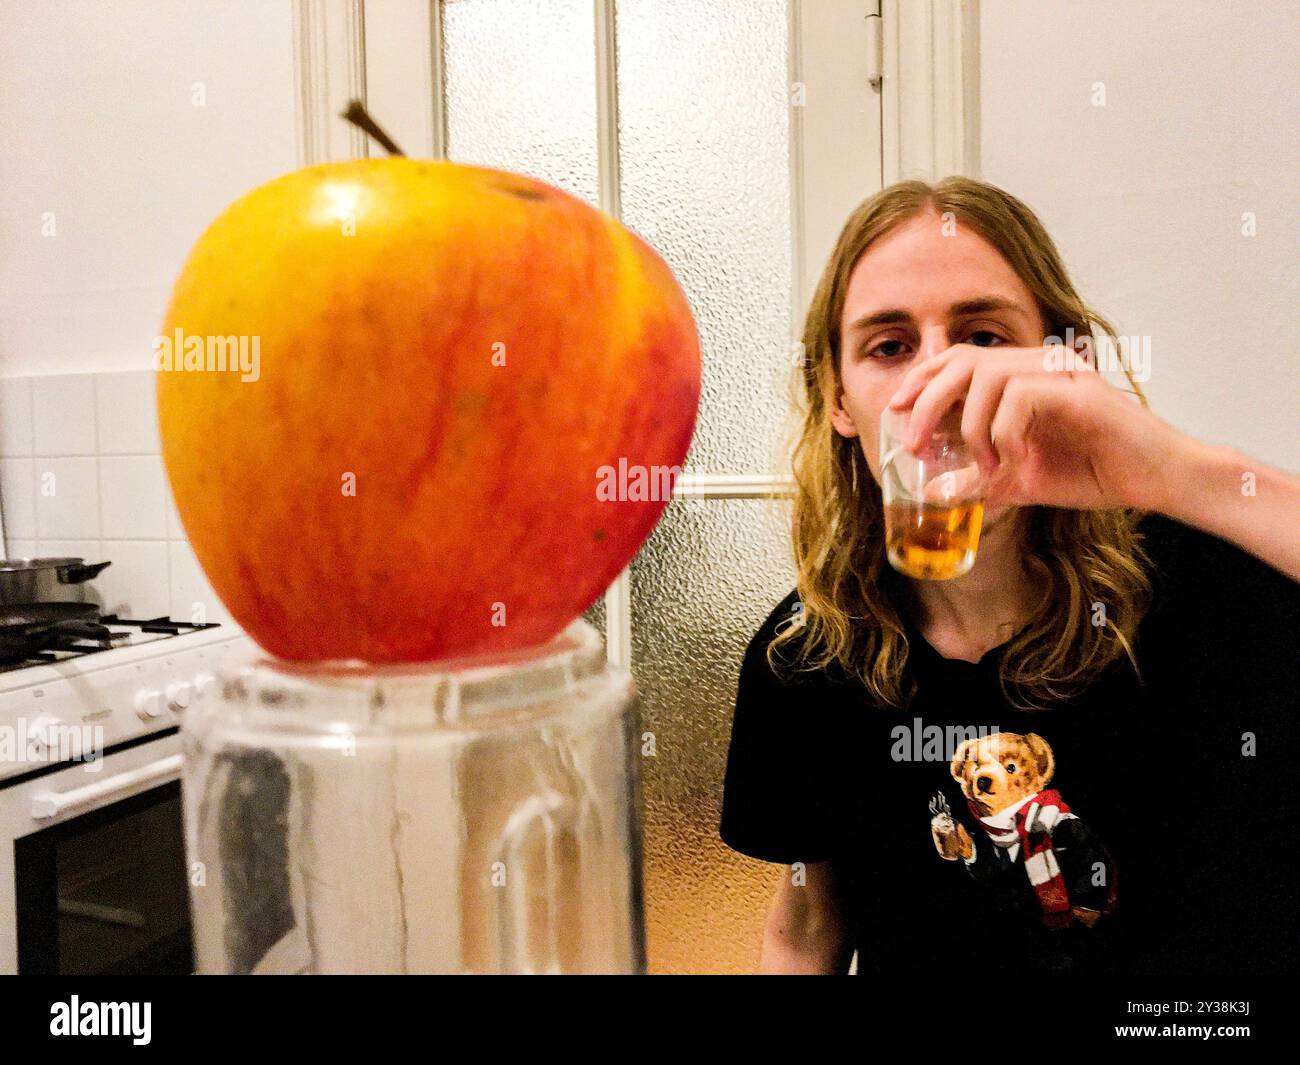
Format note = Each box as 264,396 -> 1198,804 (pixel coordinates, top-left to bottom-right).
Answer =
181,617 -> 645,974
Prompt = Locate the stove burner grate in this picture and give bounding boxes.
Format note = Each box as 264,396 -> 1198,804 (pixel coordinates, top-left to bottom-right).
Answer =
0,613 -> 222,673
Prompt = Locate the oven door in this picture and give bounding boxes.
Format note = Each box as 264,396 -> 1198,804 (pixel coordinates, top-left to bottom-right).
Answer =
0,731 -> 191,975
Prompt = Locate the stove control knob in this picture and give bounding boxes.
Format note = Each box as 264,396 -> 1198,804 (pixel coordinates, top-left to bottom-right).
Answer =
134,688 -> 166,720
166,681 -> 195,713
193,671 -> 218,698
27,714 -> 63,752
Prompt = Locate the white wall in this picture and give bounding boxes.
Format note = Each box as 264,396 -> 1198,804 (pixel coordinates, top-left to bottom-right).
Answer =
0,0 -> 299,378
0,370 -> 231,623
977,0 -> 1299,469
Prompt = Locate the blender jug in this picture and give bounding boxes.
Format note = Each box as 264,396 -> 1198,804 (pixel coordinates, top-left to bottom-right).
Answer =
182,616 -> 645,974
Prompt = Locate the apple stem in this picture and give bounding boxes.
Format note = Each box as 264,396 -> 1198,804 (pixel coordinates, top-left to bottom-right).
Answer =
341,99 -> 406,157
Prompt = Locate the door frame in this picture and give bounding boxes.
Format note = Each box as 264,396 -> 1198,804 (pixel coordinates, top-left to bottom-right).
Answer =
881,0 -> 982,183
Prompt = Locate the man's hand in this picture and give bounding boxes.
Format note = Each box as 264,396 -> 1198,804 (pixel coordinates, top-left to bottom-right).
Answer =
887,342 -> 1186,512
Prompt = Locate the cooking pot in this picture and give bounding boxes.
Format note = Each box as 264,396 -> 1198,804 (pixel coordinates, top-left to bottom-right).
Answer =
0,557 -> 111,606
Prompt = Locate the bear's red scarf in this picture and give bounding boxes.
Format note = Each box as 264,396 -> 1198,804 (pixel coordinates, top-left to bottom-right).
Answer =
967,788 -> 1074,929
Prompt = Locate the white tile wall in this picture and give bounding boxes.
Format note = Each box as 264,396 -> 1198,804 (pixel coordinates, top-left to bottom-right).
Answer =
95,371 -> 162,454
0,457 -> 35,538
169,541 -> 227,626
35,457 -> 99,539
96,540 -> 170,618
32,374 -> 96,455
0,379 -> 34,456
99,455 -> 168,538
0,370 -> 232,624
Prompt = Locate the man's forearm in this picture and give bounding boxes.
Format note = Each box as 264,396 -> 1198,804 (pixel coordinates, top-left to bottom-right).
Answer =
1149,435 -> 1300,582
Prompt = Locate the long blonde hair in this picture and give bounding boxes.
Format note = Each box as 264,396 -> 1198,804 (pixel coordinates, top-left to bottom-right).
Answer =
769,176 -> 1155,712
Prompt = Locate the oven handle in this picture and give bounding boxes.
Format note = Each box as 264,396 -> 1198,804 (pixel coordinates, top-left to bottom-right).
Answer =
29,753 -> 182,821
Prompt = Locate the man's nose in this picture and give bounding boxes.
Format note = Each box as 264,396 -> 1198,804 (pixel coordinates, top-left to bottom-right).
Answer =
915,325 -> 951,364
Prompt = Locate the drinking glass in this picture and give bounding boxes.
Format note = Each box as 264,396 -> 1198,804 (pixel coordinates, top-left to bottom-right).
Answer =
879,407 -> 986,580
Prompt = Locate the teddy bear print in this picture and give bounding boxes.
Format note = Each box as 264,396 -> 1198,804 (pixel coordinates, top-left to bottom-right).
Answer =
930,731 -> 1118,931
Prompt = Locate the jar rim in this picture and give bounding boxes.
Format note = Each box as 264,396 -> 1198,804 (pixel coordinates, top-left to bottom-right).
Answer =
244,615 -> 602,687
204,617 -> 623,729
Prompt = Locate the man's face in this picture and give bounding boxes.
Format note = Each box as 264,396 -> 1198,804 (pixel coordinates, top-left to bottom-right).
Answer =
827,209 -> 1048,531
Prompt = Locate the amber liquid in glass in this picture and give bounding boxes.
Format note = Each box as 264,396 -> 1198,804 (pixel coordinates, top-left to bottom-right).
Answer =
884,500 -> 984,580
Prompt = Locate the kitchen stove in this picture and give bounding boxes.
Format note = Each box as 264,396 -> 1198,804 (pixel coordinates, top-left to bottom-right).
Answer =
0,615 -> 253,783
0,608 -> 254,973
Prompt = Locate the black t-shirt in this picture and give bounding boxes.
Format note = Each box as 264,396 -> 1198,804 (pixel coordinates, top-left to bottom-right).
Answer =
719,512 -> 1299,976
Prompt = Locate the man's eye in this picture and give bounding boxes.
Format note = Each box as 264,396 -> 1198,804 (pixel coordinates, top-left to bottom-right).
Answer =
967,330 -> 1005,347
867,339 -> 908,359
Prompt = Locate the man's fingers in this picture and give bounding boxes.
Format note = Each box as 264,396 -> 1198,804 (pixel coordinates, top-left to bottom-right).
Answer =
959,366 -> 1009,477
886,347 -> 955,410
988,373 -> 1085,469
988,377 -> 1035,465
906,357 -> 976,448
919,463 -> 983,504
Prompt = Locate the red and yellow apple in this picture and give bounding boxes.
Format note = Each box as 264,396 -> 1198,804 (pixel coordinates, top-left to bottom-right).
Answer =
157,159 -> 700,662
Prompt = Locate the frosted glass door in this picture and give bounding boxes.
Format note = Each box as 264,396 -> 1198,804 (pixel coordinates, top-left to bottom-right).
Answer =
365,0 -> 883,973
